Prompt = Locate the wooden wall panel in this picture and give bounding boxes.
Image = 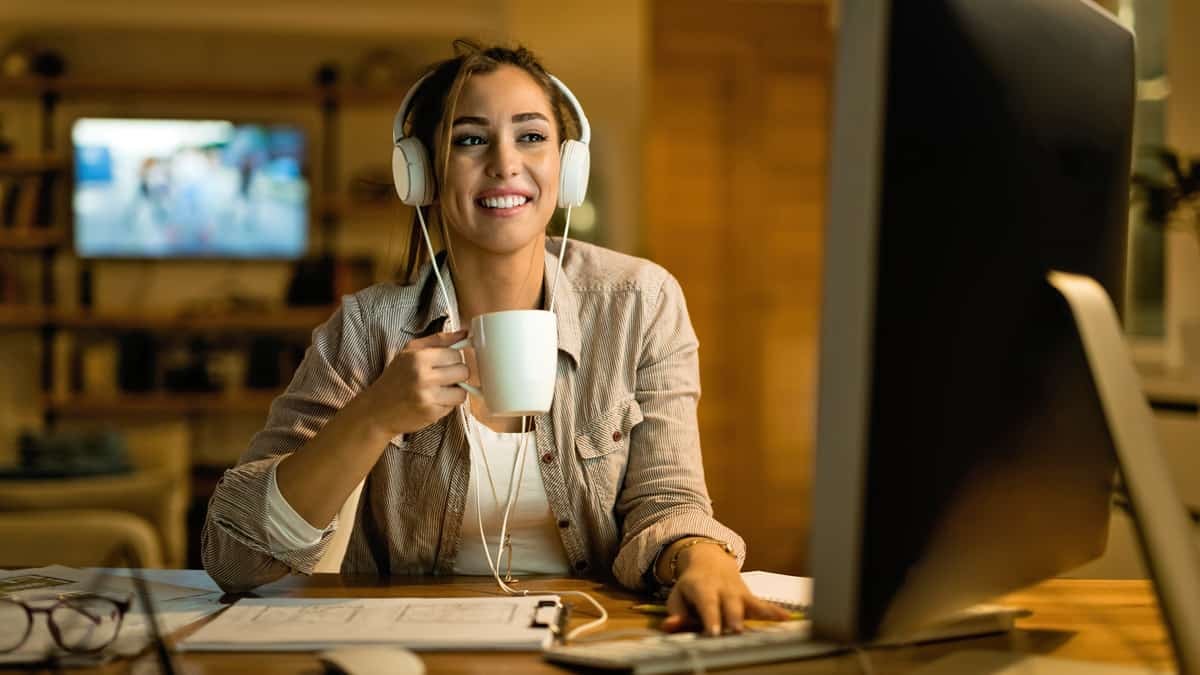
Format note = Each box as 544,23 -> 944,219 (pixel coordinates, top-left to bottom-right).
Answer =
645,0 -> 832,574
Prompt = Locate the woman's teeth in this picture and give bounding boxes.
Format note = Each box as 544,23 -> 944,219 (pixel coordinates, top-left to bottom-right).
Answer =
479,195 -> 529,209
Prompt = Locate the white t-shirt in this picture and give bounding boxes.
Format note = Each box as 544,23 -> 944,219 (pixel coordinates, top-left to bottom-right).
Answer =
263,410 -> 570,576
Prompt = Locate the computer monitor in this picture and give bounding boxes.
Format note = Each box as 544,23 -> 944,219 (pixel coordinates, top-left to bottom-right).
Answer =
810,0 -> 1200,665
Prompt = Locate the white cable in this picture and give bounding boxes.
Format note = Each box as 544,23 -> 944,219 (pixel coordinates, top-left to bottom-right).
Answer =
416,200 -> 602,639
416,206 -> 459,331
548,206 -> 571,314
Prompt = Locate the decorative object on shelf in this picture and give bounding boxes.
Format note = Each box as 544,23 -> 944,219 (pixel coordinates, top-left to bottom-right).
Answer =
1,40 -> 66,80
1,430 -> 131,479
286,255 -> 336,307
314,61 -> 340,88
117,332 -> 158,393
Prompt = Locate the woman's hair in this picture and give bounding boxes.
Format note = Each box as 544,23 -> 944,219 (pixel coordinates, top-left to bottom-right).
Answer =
396,38 -> 580,283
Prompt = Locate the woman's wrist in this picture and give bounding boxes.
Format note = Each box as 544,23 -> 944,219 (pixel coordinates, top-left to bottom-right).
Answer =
653,537 -> 736,587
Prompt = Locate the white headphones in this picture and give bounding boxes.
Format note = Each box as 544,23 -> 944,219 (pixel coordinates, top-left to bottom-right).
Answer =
392,71 -> 591,209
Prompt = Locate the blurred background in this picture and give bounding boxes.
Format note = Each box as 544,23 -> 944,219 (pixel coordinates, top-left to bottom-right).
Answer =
0,0 -> 1195,578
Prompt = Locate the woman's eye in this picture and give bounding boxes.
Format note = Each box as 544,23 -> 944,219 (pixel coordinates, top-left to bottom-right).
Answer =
452,134 -> 486,147
519,132 -> 547,143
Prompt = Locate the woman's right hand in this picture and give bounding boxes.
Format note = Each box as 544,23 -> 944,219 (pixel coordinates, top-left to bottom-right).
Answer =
359,329 -> 471,437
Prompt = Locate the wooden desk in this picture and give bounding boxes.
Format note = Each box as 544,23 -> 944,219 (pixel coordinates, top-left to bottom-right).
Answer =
103,572 -> 1174,674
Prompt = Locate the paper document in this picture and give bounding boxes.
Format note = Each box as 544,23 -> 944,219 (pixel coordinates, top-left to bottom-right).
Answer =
179,595 -> 562,652
0,565 -> 223,666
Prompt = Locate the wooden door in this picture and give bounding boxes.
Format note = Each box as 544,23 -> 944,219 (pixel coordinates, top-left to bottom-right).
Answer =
645,0 -> 832,574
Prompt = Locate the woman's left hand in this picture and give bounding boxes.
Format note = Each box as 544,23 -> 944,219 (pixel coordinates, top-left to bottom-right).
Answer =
659,540 -> 792,636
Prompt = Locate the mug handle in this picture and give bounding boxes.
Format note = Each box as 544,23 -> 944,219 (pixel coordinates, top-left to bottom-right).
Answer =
449,338 -> 483,397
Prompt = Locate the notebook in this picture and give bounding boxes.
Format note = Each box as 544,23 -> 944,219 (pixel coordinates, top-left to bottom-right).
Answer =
740,570 -> 812,612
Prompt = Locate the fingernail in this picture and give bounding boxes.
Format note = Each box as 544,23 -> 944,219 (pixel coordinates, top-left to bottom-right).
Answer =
708,625 -> 720,637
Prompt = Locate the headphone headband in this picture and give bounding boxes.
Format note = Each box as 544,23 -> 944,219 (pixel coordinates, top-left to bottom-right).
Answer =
391,65 -> 591,208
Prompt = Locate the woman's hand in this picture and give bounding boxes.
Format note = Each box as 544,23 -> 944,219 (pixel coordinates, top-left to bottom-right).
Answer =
359,329 -> 471,437
659,539 -> 792,636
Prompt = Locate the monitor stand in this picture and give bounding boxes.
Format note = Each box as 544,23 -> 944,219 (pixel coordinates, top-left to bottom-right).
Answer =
1048,270 -> 1200,675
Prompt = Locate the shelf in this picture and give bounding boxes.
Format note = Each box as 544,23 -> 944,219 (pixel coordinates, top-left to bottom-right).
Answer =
0,76 -> 407,104
0,227 -> 68,250
46,391 -> 279,417
55,307 -> 333,332
0,307 -> 333,331
0,305 -> 49,329
0,154 -> 69,172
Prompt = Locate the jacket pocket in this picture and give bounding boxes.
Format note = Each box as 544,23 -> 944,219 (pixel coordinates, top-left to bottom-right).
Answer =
384,432 -> 437,506
574,398 -> 643,505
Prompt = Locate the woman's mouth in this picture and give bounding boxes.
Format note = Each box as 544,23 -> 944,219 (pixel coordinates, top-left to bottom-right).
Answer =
476,194 -> 531,214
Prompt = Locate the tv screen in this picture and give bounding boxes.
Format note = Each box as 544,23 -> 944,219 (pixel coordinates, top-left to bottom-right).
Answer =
71,118 -> 309,259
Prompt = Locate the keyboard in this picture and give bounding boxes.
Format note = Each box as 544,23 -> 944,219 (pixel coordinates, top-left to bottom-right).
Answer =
543,626 -> 844,674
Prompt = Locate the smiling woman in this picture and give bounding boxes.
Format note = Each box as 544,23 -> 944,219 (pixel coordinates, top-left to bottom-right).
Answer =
201,39 -> 788,639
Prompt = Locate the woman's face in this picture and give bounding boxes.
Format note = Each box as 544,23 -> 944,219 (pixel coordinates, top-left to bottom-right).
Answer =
437,64 -> 561,257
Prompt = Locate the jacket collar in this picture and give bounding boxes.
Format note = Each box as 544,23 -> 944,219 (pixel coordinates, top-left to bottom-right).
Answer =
401,241 -> 581,366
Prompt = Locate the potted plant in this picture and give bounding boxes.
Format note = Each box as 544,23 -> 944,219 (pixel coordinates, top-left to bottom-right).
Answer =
1134,147 -> 1200,370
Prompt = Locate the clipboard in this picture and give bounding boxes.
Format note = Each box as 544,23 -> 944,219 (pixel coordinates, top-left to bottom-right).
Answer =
178,595 -> 563,652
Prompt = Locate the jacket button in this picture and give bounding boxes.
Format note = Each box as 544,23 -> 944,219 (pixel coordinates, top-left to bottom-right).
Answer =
558,519 -> 570,529
574,560 -> 589,571
541,453 -> 554,464
612,430 -> 623,442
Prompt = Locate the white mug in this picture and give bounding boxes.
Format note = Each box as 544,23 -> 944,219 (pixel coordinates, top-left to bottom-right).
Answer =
451,309 -> 558,416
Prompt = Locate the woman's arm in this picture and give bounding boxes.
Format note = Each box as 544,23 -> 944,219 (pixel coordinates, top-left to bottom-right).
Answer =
612,271 -> 787,634
201,296 -> 468,593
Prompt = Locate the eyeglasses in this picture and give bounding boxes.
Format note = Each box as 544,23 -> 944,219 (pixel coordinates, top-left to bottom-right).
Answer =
0,593 -> 131,654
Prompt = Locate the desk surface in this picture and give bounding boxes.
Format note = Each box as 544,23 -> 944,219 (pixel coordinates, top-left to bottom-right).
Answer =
107,572 -> 1174,674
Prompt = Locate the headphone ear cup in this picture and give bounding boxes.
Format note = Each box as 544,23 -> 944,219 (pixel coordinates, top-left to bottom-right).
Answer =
392,137 -> 433,206
558,139 -> 590,209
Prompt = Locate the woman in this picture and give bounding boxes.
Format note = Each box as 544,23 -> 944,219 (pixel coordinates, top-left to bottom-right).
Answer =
201,39 -> 788,637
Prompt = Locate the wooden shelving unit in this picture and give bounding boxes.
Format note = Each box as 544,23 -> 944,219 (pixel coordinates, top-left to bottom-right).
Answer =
0,227 -> 68,250
45,391 -> 279,417
0,68 -> 376,428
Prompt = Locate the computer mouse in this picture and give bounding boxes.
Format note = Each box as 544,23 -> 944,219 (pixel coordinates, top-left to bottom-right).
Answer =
318,645 -> 426,675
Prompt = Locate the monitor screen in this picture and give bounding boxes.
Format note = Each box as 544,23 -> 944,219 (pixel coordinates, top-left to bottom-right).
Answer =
72,118 -> 309,259
810,0 -> 1134,643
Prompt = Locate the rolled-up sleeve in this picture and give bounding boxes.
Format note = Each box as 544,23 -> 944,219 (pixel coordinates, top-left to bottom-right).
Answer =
201,294 -> 373,593
611,272 -> 746,590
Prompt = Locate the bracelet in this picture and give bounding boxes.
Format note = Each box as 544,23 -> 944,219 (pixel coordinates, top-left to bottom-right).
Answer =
659,538 -> 735,587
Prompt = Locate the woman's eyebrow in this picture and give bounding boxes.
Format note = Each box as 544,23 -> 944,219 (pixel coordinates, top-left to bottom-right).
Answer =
452,112 -> 551,127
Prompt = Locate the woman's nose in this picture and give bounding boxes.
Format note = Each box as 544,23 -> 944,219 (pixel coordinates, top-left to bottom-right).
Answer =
486,139 -> 521,178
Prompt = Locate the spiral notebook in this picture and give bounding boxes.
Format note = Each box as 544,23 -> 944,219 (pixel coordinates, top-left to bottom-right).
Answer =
740,570 -> 812,612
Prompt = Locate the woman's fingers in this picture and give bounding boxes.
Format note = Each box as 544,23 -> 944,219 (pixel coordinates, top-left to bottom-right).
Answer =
404,329 -> 468,352
721,593 -> 745,633
662,586 -> 691,632
428,363 -> 470,386
743,595 -> 792,621
687,586 -> 722,637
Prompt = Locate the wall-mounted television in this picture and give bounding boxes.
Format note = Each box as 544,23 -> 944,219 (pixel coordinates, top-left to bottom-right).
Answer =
71,118 -> 309,259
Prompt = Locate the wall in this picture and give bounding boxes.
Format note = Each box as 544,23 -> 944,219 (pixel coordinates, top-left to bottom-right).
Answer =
1168,0 -> 1200,155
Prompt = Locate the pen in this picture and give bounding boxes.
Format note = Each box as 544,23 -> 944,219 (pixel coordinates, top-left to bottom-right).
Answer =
631,603 -> 806,621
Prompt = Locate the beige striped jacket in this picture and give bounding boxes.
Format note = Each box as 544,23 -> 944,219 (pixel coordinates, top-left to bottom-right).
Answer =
201,239 -> 745,593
